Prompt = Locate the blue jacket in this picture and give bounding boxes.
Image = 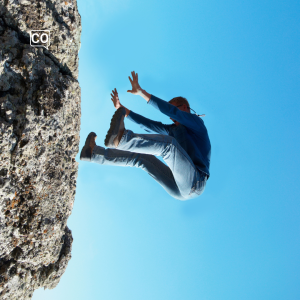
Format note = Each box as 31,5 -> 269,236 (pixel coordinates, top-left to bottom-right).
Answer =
127,95 -> 211,177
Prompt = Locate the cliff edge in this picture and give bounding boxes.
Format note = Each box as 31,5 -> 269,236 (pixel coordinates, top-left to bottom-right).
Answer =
0,0 -> 81,298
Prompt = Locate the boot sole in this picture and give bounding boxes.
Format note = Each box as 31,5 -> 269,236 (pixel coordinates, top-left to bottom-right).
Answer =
80,132 -> 97,161
104,107 -> 126,147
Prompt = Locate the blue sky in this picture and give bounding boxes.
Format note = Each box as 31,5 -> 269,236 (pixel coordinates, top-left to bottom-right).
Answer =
34,0 -> 300,299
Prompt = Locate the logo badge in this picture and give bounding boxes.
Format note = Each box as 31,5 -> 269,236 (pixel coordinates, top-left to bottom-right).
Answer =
30,30 -> 51,49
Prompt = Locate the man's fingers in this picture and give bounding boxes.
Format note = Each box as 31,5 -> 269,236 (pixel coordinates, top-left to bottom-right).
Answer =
127,90 -> 132,93
132,71 -> 138,81
128,76 -> 133,84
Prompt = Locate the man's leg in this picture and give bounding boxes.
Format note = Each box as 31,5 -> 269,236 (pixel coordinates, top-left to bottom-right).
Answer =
116,130 -> 206,199
91,146 -> 185,200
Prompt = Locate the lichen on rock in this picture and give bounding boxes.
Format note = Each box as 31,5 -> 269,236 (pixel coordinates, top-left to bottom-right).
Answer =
0,0 -> 81,299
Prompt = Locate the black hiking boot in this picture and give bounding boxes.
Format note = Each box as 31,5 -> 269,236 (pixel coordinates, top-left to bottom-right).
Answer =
104,107 -> 126,148
80,132 -> 97,161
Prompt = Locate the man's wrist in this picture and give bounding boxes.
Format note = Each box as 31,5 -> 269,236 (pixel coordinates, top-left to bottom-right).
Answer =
119,105 -> 131,117
124,107 -> 131,117
137,88 -> 151,102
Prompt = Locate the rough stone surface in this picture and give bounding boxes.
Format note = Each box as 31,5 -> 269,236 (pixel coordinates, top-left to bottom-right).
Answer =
0,0 -> 81,299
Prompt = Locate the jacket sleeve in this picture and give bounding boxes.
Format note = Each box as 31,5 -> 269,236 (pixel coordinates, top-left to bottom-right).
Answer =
127,110 -> 171,134
148,95 -> 204,131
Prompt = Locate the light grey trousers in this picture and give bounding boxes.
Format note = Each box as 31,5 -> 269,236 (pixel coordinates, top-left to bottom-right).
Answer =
91,130 -> 207,200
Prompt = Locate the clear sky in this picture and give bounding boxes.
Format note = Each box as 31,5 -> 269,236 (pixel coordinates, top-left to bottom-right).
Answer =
34,0 -> 300,299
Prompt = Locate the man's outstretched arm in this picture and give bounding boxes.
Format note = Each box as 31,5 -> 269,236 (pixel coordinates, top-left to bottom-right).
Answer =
127,111 -> 170,134
127,71 -> 204,131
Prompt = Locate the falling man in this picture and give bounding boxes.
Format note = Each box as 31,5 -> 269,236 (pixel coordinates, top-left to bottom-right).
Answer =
80,71 -> 211,200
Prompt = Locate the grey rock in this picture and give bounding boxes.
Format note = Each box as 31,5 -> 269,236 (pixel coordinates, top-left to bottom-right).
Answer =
0,0 -> 81,299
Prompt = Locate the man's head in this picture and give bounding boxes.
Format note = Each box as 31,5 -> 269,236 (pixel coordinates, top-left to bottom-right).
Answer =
169,97 -> 190,113
169,97 -> 190,125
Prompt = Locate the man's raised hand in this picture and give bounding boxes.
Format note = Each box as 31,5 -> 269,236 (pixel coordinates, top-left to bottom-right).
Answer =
110,88 -> 131,117
111,88 -> 123,109
127,71 -> 142,95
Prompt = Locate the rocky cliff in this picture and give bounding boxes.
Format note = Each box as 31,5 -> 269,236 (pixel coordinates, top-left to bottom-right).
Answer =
0,0 -> 81,299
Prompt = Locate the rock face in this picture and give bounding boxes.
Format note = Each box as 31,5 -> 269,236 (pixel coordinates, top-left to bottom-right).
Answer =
0,0 -> 81,299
